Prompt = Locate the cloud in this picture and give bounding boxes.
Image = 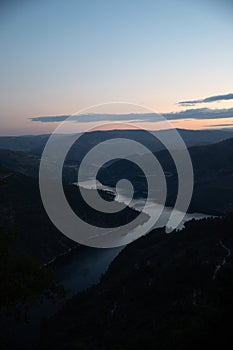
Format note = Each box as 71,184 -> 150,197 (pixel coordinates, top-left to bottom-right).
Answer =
179,93 -> 233,106
163,107 -> 233,120
30,115 -> 69,122
30,108 -> 233,124
30,113 -> 163,123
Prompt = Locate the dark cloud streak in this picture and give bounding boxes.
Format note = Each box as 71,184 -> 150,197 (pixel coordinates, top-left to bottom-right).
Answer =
31,115 -> 69,122
30,108 -> 233,124
179,93 -> 233,106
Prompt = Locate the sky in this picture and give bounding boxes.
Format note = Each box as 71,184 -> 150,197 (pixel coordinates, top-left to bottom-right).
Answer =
0,0 -> 233,135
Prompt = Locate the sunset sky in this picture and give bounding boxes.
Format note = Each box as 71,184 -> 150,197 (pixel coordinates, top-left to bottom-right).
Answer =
0,0 -> 233,135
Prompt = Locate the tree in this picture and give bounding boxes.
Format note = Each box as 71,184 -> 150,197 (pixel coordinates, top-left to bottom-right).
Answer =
0,227 -> 66,347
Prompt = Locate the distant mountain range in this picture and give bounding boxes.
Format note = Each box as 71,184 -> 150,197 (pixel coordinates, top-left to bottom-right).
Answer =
97,137 -> 233,214
0,130 -> 232,262
0,128 -> 232,158
0,132 -> 233,216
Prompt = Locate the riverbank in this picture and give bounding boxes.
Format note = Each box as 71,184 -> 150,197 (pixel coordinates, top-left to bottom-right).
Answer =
41,214 -> 233,350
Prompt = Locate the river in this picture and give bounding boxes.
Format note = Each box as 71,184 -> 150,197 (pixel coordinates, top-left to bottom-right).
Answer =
9,180 -> 210,349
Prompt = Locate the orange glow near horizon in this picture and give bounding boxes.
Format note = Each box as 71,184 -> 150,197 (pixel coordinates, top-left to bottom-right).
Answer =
1,101 -> 233,135
1,117 -> 232,136
24,117 -> 233,136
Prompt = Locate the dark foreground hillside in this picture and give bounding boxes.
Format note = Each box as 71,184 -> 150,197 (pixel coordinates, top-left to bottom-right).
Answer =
41,214 -> 233,350
0,167 -> 143,263
0,166 -> 77,263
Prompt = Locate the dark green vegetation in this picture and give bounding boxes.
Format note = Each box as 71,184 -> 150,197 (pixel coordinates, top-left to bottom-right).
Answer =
0,166 -> 76,263
41,214 -> 233,350
0,129 -> 233,180
0,135 -> 233,215
0,166 -> 143,263
0,165 -> 145,349
99,137 -> 233,214
0,227 -> 65,349
1,130 -> 233,349
0,129 -> 232,156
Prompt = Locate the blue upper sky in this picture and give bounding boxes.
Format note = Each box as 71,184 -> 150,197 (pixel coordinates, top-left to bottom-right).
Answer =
0,0 -> 233,134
